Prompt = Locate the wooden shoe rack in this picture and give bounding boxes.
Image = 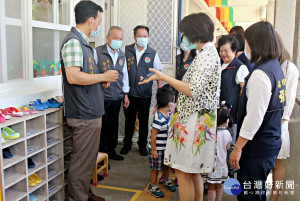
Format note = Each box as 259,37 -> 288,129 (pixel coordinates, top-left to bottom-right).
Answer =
0,108 -> 64,201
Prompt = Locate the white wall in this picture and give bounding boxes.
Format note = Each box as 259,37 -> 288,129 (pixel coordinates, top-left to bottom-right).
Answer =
233,7 -> 261,22
0,76 -> 62,109
188,0 -> 201,14
281,101 -> 300,200
267,1 -> 275,25
274,0 -> 297,58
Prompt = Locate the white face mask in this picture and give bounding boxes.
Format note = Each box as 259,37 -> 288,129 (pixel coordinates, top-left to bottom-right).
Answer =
244,44 -> 251,60
180,43 -> 190,52
169,103 -> 176,111
136,37 -> 148,47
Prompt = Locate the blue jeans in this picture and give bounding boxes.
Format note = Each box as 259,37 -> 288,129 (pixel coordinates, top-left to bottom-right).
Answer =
237,155 -> 277,201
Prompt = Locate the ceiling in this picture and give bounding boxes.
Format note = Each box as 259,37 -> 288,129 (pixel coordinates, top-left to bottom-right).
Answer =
227,0 -> 270,7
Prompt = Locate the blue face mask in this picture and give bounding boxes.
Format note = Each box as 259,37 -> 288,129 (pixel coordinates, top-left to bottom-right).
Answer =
110,40 -> 123,50
137,37 -> 149,47
182,36 -> 197,50
90,19 -> 101,37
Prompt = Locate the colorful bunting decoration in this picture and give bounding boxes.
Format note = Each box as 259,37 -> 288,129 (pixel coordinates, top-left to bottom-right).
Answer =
57,60 -> 61,75
49,60 -> 56,75
33,59 -> 39,78
40,59 -> 47,77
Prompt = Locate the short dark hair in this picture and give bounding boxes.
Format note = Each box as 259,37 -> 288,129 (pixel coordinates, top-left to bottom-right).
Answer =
244,21 -> 281,63
233,34 -> 245,52
75,1 -> 103,24
218,35 -> 239,54
133,25 -> 149,36
229,26 -> 244,36
179,13 -> 214,44
157,85 -> 174,109
217,104 -> 232,128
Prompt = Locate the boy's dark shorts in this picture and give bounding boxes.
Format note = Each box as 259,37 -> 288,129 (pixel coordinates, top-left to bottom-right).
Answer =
148,148 -> 165,171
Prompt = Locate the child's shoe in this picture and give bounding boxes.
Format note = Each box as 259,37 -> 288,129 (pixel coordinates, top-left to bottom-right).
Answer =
3,148 -> 14,159
28,175 -> 36,187
147,184 -> 164,198
36,99 -> 49,109
162,178 -> 176,192
29,101 -> 44,111
1,127 -> 20,139
0,113 -> 5,123
31,173 -> 41,184
0,109 -> 11,120
50,98 -> 63,107
4,107 -> 24,117
28,157 -> 36,169
29,193 -> 37,201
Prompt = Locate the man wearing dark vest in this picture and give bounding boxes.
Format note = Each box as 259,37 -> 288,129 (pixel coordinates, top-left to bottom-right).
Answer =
96,26 -> 129,161
60,2 -> 118,201
120,25 -> 163,156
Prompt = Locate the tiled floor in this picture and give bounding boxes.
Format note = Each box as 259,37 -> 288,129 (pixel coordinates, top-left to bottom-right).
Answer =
90,144 -> 243,201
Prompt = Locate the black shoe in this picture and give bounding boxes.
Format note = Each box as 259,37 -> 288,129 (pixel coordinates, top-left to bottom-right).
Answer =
120,145 -> 131,155
139,147 -> 148,156
28,157 -> 36,169
88,193 -> 105,201
3,148 -> 14,159
109,154 -> 124,160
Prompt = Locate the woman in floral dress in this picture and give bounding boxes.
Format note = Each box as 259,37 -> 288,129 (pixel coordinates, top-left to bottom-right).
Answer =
139,13 -> 221,201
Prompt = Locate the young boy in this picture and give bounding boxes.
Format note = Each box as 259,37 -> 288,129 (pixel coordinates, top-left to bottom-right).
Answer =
148,85 -> 176,198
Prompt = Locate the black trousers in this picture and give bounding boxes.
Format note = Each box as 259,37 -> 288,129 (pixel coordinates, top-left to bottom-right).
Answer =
237,155 -> 277,201
99,99 -> 122,155
123,96 -> 151,148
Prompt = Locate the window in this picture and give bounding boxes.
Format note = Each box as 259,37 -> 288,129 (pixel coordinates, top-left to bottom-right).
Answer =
6,25 -> 23,80
32,0 -> 70,78
0,0 -> 23,82
33,28 -> 68,77
0,0 -> 72,83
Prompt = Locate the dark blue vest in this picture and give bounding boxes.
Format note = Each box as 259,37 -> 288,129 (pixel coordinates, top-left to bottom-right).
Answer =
238,52 -> 255,72
125,44 -> 156,98
61,27 -> 104,119
175,51 -> 196,81
220,58 -> 243,123
96,45 -> 125,100
237,59 -> 286,159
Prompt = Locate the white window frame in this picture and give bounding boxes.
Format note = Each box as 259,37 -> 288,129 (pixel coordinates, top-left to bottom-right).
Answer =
0,0 -> 74,82
0,0 -> 75,106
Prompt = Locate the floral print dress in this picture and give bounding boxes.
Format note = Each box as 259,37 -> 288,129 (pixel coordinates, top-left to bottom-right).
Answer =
164,42 -> 221,173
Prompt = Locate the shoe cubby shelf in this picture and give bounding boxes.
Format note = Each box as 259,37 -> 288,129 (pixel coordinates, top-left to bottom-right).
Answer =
0,108 -> 64,201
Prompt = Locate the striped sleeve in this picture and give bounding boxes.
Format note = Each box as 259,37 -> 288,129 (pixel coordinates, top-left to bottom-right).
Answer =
152,115 -> 162,130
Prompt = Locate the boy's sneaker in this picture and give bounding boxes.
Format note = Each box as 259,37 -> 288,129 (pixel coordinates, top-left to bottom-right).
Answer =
147,184 -> 164,198
162,179 -> 176,192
